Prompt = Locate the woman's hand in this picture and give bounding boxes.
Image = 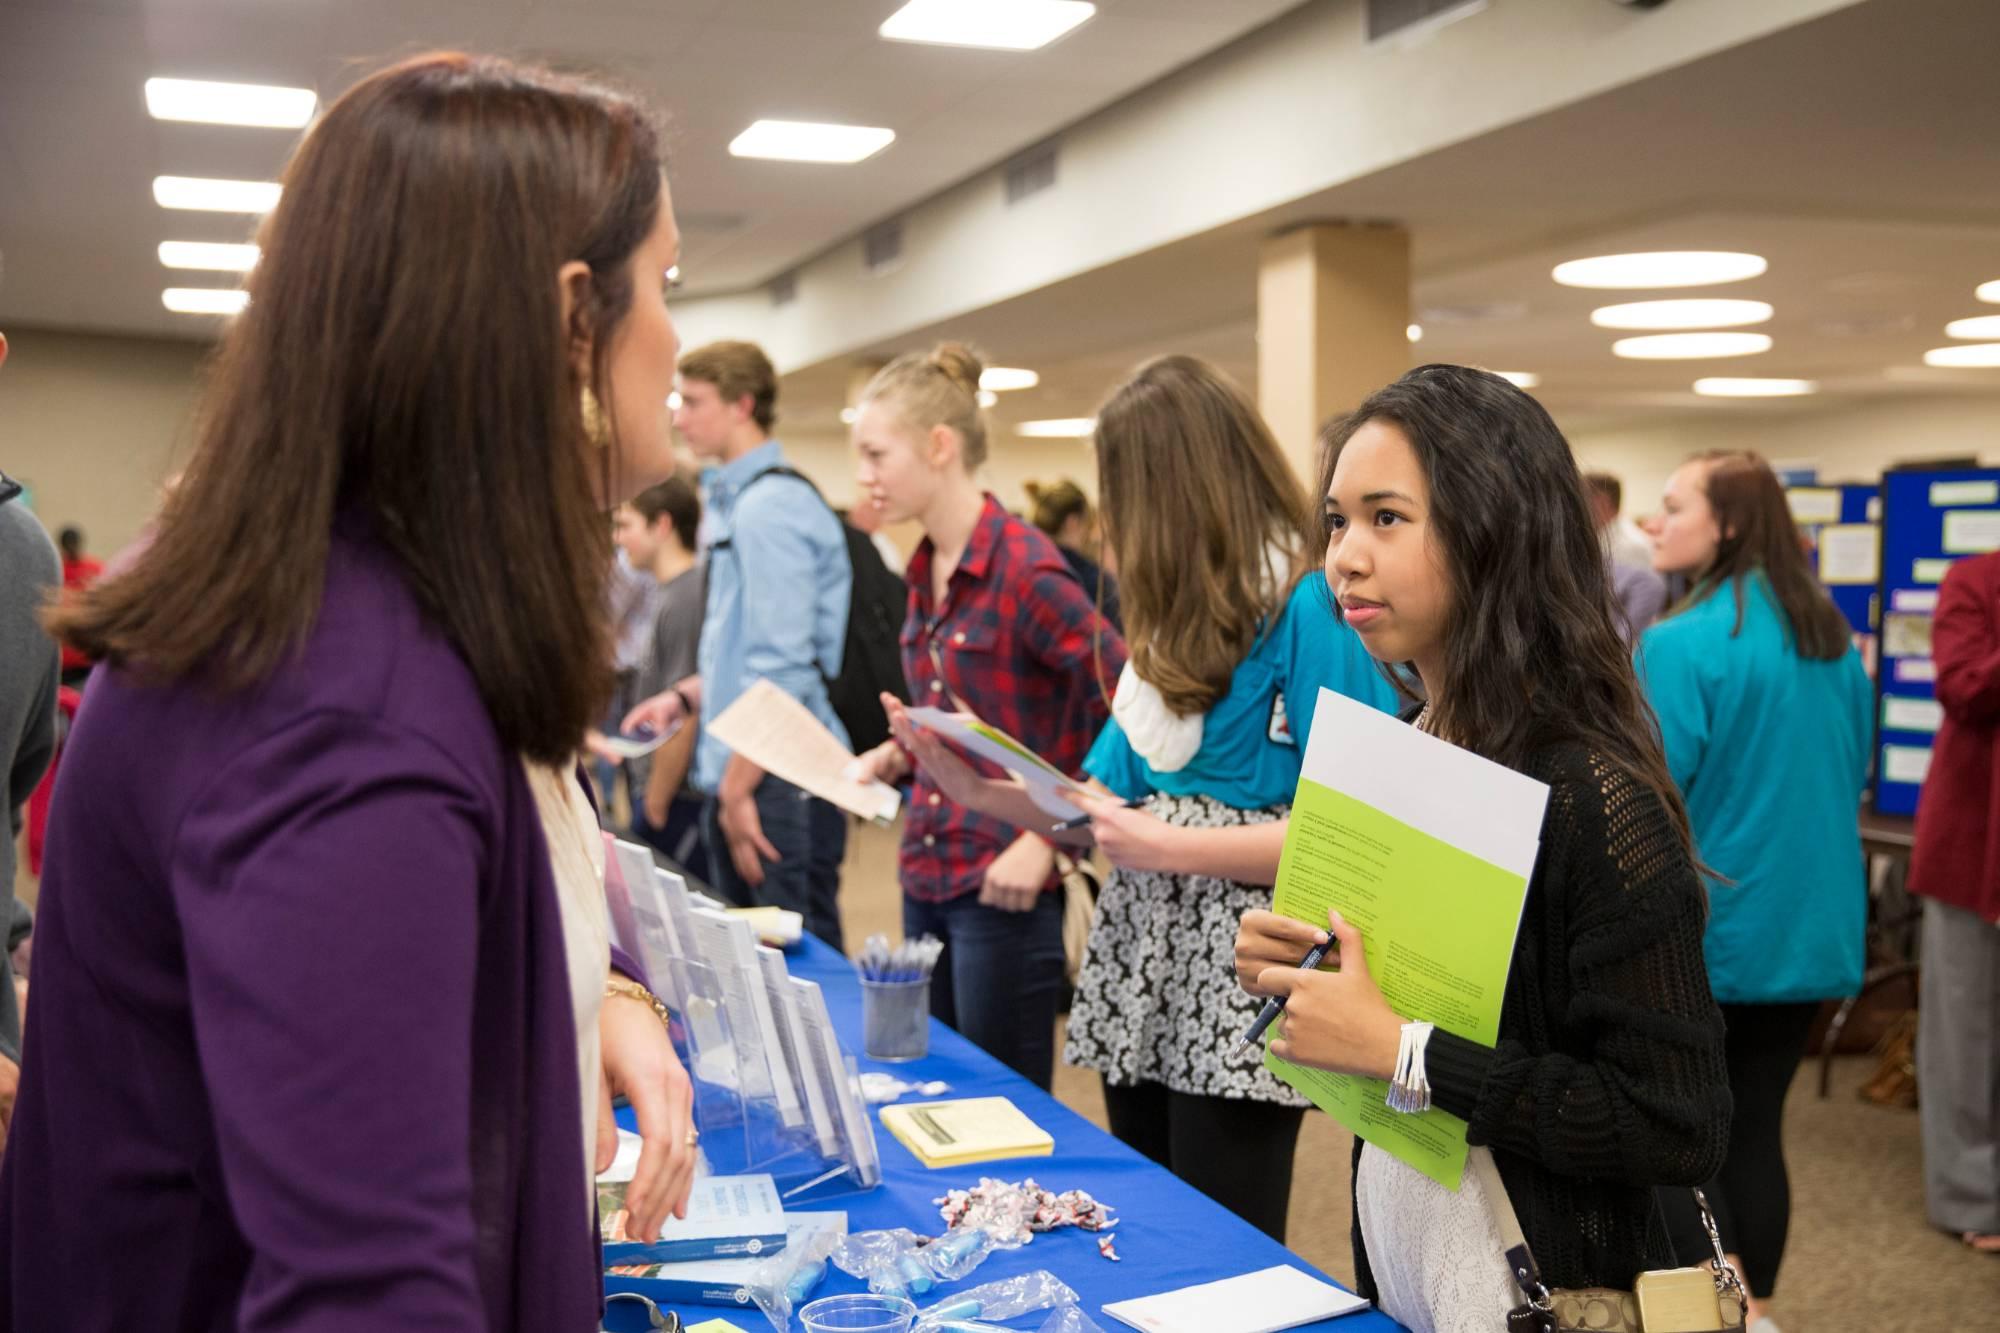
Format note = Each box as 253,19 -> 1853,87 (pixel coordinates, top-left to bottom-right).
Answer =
1070,790 -> 1181,873
886,693 -> 1002,809
980,832 -> 1055,912
1234,909 -> 1328,996
1247,909 -> 1402,1080
717,792 -> 779,887
851,736 -> 911,787
597,986 -> 698,1240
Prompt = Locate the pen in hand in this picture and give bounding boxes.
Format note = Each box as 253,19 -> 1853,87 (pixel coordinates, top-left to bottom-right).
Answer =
1048,798 -> 1139,834
1236,934 -> 1335,1053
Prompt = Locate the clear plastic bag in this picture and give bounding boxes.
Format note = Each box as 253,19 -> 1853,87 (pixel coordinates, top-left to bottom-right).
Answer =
912,1270 -> 1081,1328
740,1223 -> 842,1333
830,1226 -> 998,1299
1035,1304 -> 1110,1333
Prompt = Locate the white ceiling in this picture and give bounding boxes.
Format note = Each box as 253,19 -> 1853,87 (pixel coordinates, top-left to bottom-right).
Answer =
789,0 -> 2000,433
0,0 -> 1307,337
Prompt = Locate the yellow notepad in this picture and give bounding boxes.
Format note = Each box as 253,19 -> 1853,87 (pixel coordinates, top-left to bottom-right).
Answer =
879,1097 -> 1055,1168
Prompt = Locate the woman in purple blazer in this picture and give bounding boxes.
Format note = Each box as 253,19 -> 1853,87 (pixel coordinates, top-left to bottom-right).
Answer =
4,54 -> 698,1331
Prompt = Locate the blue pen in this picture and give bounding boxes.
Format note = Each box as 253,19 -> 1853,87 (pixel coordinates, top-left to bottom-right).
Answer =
1236,935 -> 1333,1052
1048,798 -> 1138,834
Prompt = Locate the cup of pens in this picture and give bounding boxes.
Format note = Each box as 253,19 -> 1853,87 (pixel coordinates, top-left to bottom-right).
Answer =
857,933 -> 942,1063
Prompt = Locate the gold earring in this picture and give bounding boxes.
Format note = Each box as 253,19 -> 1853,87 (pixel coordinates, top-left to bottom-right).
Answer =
581,385 -> 610,449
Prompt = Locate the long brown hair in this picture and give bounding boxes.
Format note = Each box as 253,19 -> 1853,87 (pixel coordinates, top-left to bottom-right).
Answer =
1677,451 -> 1851,661
1319,365 -> 1696,858
1095,356 -> 1317,716
49,53 -> 665,764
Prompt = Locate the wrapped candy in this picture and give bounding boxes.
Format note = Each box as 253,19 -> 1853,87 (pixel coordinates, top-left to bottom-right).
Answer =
934,1179 -> 1117,1250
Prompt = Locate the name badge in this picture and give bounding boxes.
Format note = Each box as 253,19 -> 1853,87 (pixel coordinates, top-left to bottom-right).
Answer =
1268,690 -> 1295,747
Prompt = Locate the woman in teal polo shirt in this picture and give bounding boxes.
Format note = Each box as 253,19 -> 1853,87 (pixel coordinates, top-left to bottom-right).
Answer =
1635,450 -> 1872,1330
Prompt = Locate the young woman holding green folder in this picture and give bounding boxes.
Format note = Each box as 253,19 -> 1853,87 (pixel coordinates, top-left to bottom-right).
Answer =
1232,365 -> 1731,1332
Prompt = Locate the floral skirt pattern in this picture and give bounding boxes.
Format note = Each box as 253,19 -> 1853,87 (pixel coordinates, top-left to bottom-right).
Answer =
1063,792 -> 1307,1106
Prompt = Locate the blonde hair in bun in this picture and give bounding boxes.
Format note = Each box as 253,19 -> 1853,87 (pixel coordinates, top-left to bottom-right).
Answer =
859,341 -> 989,470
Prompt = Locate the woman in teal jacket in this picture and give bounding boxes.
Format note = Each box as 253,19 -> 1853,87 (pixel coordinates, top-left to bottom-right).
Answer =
1635,450 -> 1872,1330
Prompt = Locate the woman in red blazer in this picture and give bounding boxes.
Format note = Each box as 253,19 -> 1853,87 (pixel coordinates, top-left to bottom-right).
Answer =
1907,547 -> 2000,1253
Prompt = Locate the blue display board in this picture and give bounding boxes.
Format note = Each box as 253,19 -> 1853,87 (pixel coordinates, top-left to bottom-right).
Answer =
1874,468 -> 2000,815
1787,483 -> 1880,643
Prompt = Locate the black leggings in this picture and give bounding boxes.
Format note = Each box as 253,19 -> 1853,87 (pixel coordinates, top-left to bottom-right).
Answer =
1102,1079 -> 1306,1243
1659,1000 -> 1819,1299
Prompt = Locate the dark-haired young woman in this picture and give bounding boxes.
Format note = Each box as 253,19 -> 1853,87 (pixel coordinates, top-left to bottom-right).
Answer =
1234,365 -> 1731,1332
1638,452 -> 1872,1328
5,54 -> 697,1329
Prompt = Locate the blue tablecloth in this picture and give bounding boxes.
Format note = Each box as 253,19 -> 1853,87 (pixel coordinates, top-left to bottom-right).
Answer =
611,931 -> 1401,1332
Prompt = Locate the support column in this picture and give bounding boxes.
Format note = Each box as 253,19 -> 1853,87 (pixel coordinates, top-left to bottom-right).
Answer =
1256,223 -> 1412,482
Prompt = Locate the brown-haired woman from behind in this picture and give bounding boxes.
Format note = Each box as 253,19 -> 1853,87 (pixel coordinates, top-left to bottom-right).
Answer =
12,53 -> 697,1329
1026,477 -> 1122,632
1637,449 -> 1872,1324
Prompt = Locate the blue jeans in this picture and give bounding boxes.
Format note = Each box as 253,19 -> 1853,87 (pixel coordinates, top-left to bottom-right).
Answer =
701,776 -> 847,952
902,888 -> 1066,1090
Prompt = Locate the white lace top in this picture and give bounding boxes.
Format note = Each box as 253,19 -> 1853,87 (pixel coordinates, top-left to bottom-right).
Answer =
522,760 -> 610,1205
1356,1143 -> 1520,1333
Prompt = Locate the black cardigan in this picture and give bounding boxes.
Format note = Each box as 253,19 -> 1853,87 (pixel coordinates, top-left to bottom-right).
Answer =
1350,741 -> 1731,1298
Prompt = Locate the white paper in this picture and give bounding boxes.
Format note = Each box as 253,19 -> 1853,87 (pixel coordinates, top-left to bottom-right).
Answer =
1882,744 -> 1932,786
707,678 -> 902,823
904,705 -> 1090,821
1101,1263 -> 1370,1333
596,724 -> 680,760
598,1126 -> 646,1183
1786,488 -> 1842,525
1931,480 -> 2000,507
1890,589 -> 1939,614
652,867 -> 701,975
687,908 -> 791,1111
1816,523 -> 1879,585
1894,658 -> 1937,683
790,977 -> 882,1187
1867,496 -> 1882,522
1303,689 -> 1550,881
1883,696 -> 1944,734
1942,509 -> 2000,554
757,946 -> 838,1154
1912,558 -> 1955,585
610,840 -> 683,1002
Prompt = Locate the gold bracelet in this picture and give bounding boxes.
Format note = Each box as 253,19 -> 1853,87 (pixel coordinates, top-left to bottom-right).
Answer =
604,977 -> 674,1032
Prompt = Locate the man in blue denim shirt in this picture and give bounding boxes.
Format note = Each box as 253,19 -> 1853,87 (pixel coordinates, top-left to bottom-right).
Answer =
637,340 -> 851,948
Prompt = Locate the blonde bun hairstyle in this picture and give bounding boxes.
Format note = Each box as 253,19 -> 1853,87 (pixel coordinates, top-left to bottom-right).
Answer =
859,341 -> 989,471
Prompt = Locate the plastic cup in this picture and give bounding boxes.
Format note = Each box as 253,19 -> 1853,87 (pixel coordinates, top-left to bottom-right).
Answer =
797,1292 -> 918,1333
859,977 -> 931,1062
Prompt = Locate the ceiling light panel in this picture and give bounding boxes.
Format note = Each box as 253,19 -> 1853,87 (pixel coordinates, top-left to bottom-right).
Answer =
1590,299 -> 1773,330
729,120 -> 895,164
880,0 -> 1096,50
145,77 -> 316,128
162,288 -> 249,315
1553,251 -> 1768,289
153,175 -> 282,213
1977,280 -> 2000,304
1611,332 -> 1773,360
1923,343 -> 2000,368
1694,378 -> 1818,398
979,366 -> 1039,391
159,241 -> 259,272
1495,371 -> 1540,389
1943,315 -> 2000,340
1017,418 -> 1095,437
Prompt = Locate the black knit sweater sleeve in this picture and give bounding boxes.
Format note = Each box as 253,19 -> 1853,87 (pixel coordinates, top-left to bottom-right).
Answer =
1423,748 -> 1731,1187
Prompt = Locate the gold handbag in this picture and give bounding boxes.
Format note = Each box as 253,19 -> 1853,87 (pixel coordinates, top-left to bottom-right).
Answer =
1472,1150 -> 1747,1333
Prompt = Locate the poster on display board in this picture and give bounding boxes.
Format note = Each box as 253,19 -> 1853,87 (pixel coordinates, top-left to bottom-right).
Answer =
1873,467 -> 2000,815
1785,483 -> 1880,648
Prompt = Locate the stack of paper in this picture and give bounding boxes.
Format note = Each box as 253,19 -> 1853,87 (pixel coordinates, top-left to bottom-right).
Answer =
1101,1264 -> 1369,1332
878,1096 -> 1054,1168
598,1174 -> 787,1266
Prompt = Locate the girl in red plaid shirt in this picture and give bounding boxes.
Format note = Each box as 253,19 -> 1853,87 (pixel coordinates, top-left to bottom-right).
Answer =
850,344 -> 1126,1089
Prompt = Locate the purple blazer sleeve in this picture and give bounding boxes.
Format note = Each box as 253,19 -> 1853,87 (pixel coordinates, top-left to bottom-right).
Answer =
172,710 -> 490,1331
